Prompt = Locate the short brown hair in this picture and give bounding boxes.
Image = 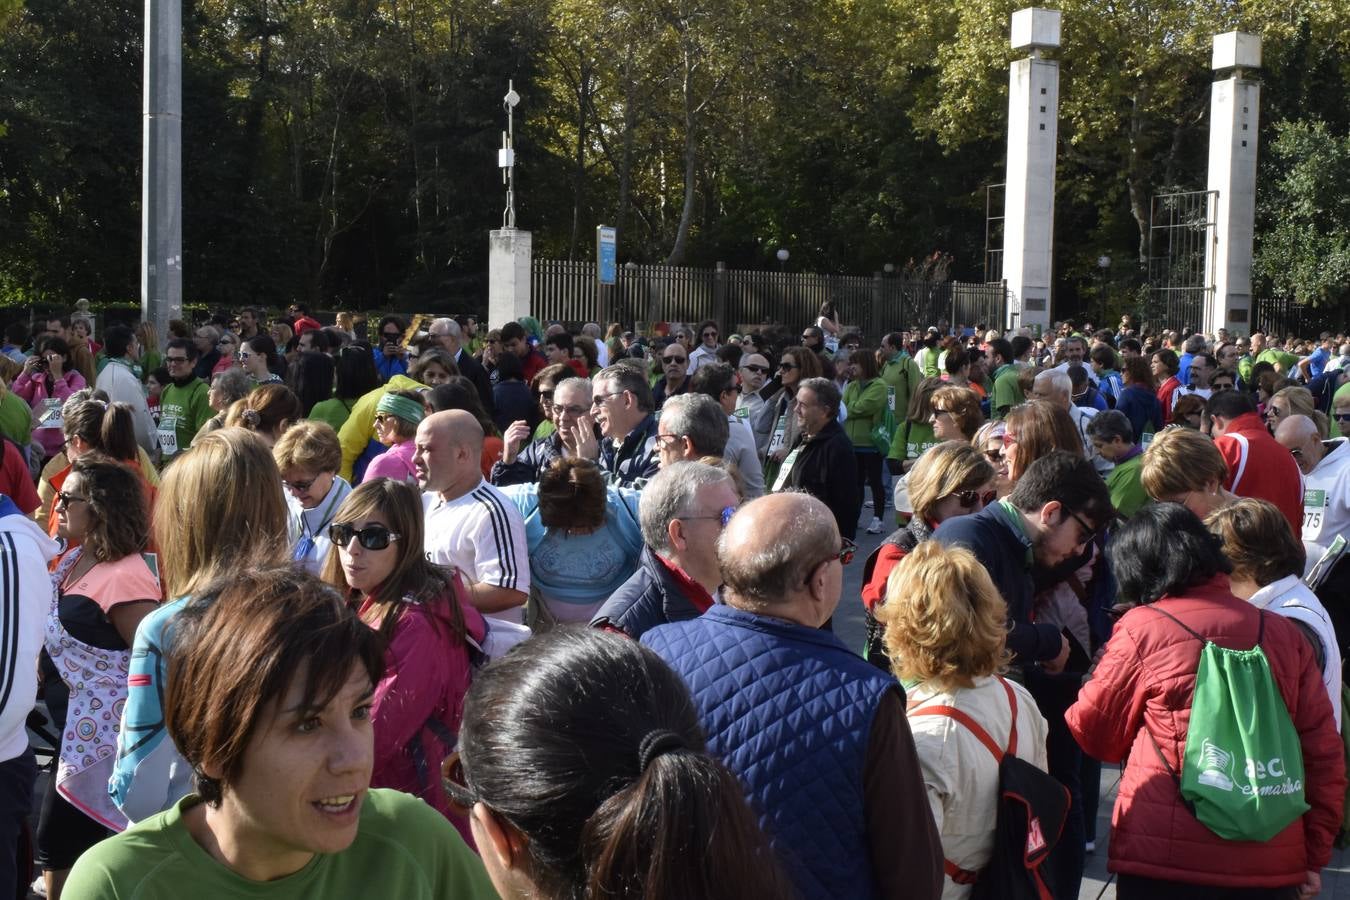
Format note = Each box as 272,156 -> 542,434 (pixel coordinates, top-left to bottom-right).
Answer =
165,567 -> 384,806
1205,498 -> 1305,586
69,454 -> 150,563
929,386 -> 984,441
1140,427 -> 1228,500
272,420 -> 342,474
537,458 -> 607,531
877,541 -> 1011,689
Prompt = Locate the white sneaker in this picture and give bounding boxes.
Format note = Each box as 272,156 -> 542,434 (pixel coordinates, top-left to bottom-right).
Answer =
865,499 -> 874,508
866,516 -> 883,534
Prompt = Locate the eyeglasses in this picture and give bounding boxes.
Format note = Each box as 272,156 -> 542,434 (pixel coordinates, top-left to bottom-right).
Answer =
282,477 -> 317,493
742,364 -> 769,374
591,392 -> 625,407
165,355 -> 190,364
536,389 -> 554,401
373,413 -> 394,426
702,331 -> 718,339
1290,448 -> 1304,459
1334,411 -> 1350,422
778,362 -> 797,372
950,489 -> 997,509
683,505 -> 737,528
55,491 -> 89,509
662,355 -> 687,364
931,407 -> 954,417
655,433 -> 683,447
328,522 -> 400,551
984,447 -> 1004,461
1002,432 -> 1019,447
216,338 -> 235,347
555,404 -> 589,417
1065,509 -> 1098,546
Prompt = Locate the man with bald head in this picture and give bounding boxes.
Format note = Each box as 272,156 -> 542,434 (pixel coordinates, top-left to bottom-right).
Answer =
643,493 -> 942,900
1275,414 -> 1350,576
417,410 -> 530,620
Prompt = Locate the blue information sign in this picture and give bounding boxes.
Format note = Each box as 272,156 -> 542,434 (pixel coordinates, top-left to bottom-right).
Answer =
597,225 -> 617,285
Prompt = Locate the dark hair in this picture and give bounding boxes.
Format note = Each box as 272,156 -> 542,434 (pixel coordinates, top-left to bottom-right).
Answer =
224,383 -> 303,435
1010,335 -> 1033,359
165,337 -> 198,362
1085,409 -> 1134,445
166,567 -> 384,806
1007,449 -> 1115,525
103,325 -> 135,359
714,344 -> 743,368
1066,364 -> 1089,388
243,334 -> 284,376
68,454 -> 149,562
1089,345 -> 1117,369
3,322 -> 28,347
986,338 -> 1013,366
148,366 -> 171,387
286,352 -> 336,417
1153,348 -> 1180,375
1121,337 -> 1142,354
427,377 -> 497,436
545,332 -> 574,354
496,348 -> 524,381
64,395 -> 138,462
537,458 -> 607,531
1205,498 -> 1306,587
299,328 -> 330,353
1121,355 -> 1154,390
334,345 -> 380,400
290,302 -> 310,316
689,362 -> 736,401
499,321 -> 526,343
944,348 -> 969,375
852,347 -> 880,380
1206,389 -> 1257,419
458,628 -> 790,900
38,335 -> 71,359
1108,502 -> 1232,606
377,315 -> 407,338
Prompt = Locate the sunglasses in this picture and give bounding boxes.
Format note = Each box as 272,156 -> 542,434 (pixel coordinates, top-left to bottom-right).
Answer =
951,489 -> 997,509
1002,432 -> 1019,447
165,355 -> 190,364
663,355 -> 687,363
778,362 -> 797,371
216,338 -> 235,347
984,448 -> 1004,461
835,538 -> 857,566
441,751 -> 478,818
702,331 -> 718,339
234,351 -> 252,361
381,331 -> 402,340
282,477 -> 317,493
55,491 -> 90,509
328,522 -> 400,550
683,505 -> 737,528
1334,411 -> 1350,422
743,364 -> 769,374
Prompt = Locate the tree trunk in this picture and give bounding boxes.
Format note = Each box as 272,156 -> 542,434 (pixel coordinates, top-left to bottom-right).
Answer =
665,44 -> 697,266
567,57 -> 592,261
615,43 -> 637,255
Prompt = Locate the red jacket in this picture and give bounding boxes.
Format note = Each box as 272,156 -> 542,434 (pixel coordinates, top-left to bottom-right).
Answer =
1214,412 -> 1303,532
1156,375 -> 1181,425
1067,576 -> 1344,888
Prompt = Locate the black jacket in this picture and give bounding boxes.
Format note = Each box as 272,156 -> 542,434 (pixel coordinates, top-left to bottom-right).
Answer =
455,349 -> 495,415
786,418 -> 862,540
590,546 -> 704,640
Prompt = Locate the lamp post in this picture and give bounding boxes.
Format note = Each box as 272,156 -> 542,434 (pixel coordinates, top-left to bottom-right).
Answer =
500,82 -> 520,229
776,247 -> 790,271
1096,254 -> 1111,330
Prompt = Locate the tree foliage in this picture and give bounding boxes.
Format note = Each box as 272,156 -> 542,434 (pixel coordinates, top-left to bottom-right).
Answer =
0,0 -> 1348,314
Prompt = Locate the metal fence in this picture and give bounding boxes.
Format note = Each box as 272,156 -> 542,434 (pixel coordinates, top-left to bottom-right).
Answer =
1147,189 -> 1217,333
531,259 -> 1007,337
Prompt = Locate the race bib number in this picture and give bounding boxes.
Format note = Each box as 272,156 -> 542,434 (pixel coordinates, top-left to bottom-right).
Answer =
733,403 -> 750,420
37,397 -> 63,431
158,417 -> 179,457
886,387 -> 897,413
772,446 -> 803,493
1304,488 -> 1327,536
767,414 -> 787,455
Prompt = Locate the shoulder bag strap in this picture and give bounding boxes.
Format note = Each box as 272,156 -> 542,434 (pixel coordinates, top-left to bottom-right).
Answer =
998,676 -> 1019,757
908,702 -> 1004,762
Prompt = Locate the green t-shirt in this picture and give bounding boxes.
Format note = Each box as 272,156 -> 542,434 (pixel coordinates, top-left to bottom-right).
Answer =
889,419 -> 937,462
0,391 -> 32,448
880,354 -> 921,419
1105,453 -> 1149,519
159,378 -> 213,459
309,397 -> 356,435
533,419 -> 557,441
66,789 -> 496,900
1256,348 -> 1298,374
991,365 -> 1024,420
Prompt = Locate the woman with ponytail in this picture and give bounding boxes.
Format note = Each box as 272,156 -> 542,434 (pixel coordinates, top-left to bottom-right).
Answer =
446,628 -> 790,900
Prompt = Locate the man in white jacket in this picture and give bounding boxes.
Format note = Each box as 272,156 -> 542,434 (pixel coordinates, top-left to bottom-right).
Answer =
0,494 -> 60,890
94,325 -> 157,455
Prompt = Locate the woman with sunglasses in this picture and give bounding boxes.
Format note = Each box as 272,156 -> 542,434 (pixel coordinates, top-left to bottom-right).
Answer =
273,421 -> 351,575
111,428 -> 291,823
878,541 -> 1050,897
498,457 -> 643,629
237,334 -> 284,385
361,390 -> 423,484
753,347 -> 822,482
322,479 -> 486,838
37,456 -> 160,900
972,420 -> 1013,498
70,566 -> 495,898
447,627 -> 789,900
860,441 -> 996,669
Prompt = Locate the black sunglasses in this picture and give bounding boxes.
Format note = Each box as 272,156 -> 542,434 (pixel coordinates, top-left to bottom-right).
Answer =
743,364 -> 769,374
953,489 -> 997,509
328,522 -> 400,550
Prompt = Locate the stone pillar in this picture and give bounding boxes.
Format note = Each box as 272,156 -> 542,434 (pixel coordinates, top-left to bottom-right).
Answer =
141,0 -> 183,349
488,228 -> 532,328
1001,7 -> 1061,335
1204,32 -> 1261,337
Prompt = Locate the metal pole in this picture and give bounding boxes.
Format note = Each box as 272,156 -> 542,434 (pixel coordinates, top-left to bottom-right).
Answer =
141,0 -> 183,348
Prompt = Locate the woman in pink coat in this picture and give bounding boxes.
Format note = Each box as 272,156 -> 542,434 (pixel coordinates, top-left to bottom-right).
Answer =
13,336 -> 87,459
321,477 -> 486,844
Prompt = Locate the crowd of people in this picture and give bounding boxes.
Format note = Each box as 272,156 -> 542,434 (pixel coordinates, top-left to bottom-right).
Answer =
0,303 -> 1346,899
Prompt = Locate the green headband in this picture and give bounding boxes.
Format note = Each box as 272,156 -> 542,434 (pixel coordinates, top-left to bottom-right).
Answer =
376,393 -> 425,425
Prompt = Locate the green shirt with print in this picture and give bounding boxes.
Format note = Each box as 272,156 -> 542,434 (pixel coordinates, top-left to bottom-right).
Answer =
158,378 -> 213,459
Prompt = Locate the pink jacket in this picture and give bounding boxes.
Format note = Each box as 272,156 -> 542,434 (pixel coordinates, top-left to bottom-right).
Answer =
13,368 -> 87,458
364,574 -> 486,843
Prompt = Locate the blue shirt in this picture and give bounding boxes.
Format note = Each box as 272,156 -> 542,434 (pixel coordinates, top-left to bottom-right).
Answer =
1306,347 -> 1331,380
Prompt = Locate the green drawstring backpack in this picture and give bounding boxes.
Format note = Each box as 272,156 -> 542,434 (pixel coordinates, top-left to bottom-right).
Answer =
1147,607 -> 1309,842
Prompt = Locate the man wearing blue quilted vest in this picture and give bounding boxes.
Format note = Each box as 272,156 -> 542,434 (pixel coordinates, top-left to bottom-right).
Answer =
643,492 -> 942,900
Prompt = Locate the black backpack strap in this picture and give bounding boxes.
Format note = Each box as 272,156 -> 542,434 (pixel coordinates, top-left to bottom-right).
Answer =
1149,604 -> 1207,642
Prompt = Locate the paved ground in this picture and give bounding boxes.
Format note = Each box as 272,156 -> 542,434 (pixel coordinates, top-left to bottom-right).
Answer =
836,499 -> 1350,899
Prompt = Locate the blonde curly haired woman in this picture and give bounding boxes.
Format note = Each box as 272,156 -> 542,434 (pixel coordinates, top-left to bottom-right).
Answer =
879,540 -> 1050,898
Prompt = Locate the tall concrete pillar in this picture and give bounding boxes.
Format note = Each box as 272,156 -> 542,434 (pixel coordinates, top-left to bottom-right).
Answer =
1001,7 -> 1061,336
488,228 -> 532,328
141,0 -> 182,349
1203,32 -> 1261,337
